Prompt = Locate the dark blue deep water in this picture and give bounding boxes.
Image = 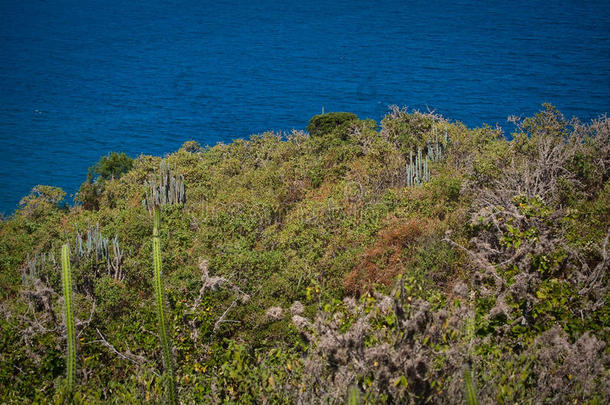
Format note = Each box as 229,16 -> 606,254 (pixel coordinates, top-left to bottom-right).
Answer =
1,0 -> 609,214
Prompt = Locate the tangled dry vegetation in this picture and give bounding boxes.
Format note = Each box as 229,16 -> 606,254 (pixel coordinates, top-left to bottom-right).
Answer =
289,280 -> 474,404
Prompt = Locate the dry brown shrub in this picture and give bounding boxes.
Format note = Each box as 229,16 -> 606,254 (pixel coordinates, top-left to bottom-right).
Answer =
309,182 -> 334,202
344,218 -> 437,295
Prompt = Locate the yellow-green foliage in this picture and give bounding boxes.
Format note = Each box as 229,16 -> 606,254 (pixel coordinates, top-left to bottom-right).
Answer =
0,106 -> 608,403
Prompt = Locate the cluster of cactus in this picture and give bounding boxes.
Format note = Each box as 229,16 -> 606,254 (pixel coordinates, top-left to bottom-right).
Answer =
406,148 -> 431,187
426,126 -> 449,162
25,223 -> 125,283
23,162 -> 185,400
406,126 -> 449,187
74,222 -> 124,281
24,250 -> 56,284
74,222 -> 108,262
143,160 -> 186,214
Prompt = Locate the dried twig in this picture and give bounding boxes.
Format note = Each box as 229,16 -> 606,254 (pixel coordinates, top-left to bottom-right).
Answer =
212,299 -> 240,334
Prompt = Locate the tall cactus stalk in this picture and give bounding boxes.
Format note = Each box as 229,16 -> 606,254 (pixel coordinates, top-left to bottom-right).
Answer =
152,208 -> 177,404
143,159 -> 184,404
463,364 -> 479,405
61,244 -> 76,395
463,309 -> 478,405
347,385 -> 362,405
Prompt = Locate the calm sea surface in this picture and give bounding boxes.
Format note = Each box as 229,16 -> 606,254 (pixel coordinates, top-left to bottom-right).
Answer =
1,0 -> 609,214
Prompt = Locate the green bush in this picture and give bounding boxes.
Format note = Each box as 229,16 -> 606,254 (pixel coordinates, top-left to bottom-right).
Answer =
18,185 -> 66,220
306,112 -> 358,139
88,152 -> 134,182
76,152 -> 134,210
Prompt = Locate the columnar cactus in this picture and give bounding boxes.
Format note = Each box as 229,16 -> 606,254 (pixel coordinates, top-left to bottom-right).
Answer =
406,147 -> 431,187
61,244 -> 76,395
74,222 -> 124,280
347,385 -> 362,405
143,160 -> 186,214
463,364 -> 479,405
152,208 -> 177,405
426,126 -> 448,163
406,125 -> 450,187
26,222 -> 125,284
24,250 -> 56,284
142,160 -> 184,405
464,308 -> 478,404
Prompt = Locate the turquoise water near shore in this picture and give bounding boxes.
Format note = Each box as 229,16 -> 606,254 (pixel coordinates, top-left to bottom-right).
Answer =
1,0 -> 609,214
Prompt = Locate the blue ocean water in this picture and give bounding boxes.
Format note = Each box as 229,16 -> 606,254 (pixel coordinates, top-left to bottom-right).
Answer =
1,0 -> 609,214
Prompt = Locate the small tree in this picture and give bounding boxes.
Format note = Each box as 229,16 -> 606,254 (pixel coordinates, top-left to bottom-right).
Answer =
18,185 -> 66,219
88,152 -> 134,182
76,152 -> 134,210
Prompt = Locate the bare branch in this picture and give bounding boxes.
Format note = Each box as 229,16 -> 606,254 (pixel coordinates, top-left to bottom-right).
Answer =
212,299 -> 240,335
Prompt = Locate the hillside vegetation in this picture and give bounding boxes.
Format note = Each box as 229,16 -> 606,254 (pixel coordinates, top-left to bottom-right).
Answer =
0,105 -> 608,403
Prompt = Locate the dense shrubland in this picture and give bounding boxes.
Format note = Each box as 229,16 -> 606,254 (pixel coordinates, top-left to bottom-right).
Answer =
0,105 -> 608,403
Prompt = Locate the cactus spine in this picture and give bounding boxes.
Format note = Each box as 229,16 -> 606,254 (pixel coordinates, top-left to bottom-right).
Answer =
152,208 -> 177,404
61,244 -> 76,395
